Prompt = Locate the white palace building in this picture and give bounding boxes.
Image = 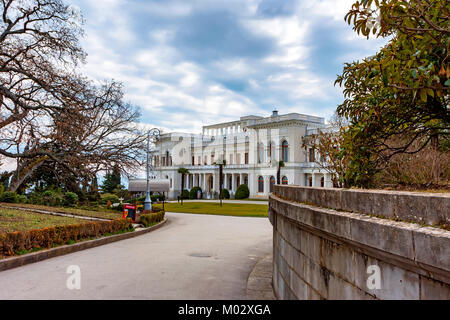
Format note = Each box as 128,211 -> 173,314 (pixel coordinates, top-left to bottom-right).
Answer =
149,110 -> 333,200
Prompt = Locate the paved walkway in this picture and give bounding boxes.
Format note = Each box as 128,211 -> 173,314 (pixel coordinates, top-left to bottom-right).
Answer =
0,212 -> 272,300
168,200 -> 269,205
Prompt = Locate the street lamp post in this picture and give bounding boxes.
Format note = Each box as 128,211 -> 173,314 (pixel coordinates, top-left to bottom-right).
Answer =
144,128 -> 161,212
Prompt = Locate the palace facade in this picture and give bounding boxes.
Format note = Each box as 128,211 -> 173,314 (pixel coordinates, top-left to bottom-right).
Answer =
151,111 -> 333,199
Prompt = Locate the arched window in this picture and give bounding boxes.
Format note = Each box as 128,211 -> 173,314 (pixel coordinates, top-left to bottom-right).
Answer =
282,176 -> 288,185
282,140 -> 289,162
270,176 -> 275,193
258,176 -> 264,193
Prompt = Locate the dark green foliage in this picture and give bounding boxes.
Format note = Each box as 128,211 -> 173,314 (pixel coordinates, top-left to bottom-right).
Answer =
63,192 -> 79,207
181,189 -> 190,200
42,190 -> 63,207
0,191 -> 18,203
16,195 -> 28,204
220,188 -> 230,199
235,184 -> 250,199
189,187 -> 203,199
100,193 -> 119,204
101,165 -> 122,194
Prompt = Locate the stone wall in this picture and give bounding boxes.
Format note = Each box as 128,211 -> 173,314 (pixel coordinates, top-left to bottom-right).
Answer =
269,186 -> 450,300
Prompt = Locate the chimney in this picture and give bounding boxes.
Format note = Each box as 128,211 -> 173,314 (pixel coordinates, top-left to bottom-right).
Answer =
272,109 -> 279,117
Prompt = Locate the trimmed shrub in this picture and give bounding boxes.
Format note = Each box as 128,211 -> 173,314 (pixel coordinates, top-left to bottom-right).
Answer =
235,184 -> 250,199
181,189 -> 190,200
140,211 -> 165,228
100,193 -> 119,205
151,206 -> 163,213
0,219 -> 134,257
63,192 -> 79,207
16,194 -> 27,204
151,194 -> 165,202
0,191 -> 18,203
220,188 -> 230,199
189,187 -> 203,199
42,190 -> 63,206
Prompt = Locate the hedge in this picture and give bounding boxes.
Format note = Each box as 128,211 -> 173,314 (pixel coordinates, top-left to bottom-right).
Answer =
0,219 -> 134,257
140,211 -> 165,228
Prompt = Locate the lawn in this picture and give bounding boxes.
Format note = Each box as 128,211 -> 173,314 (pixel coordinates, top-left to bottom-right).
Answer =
153,202 -> 268,217
0,208 -> 85,233
0,203 -> 122,220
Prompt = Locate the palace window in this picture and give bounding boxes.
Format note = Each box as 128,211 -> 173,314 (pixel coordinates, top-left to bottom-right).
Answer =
244,175 -> 248,186
236,153 -> 241,165
245,153 -> 249,164
258,143 -> 265,164
309,148 -> 315,162
270,176 -> 275,193
282,176 -> 288,185
198,156 -> 201,166
282,140 -> 289,162
258,176 -> 264,193
192,156 -> 195,166
229,154 -> 233,165
204,155 -> 207,165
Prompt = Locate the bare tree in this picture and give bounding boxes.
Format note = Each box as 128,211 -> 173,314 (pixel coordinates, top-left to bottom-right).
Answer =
302,113 -> 350,188
1,1 -> 147,192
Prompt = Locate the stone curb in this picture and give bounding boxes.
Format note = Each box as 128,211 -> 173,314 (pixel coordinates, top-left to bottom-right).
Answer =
0,218 -> 168,272
246,254 -> 276,300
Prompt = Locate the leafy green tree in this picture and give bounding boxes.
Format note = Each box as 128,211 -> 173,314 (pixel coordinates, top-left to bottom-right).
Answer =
335,0 -> 449,187
101,165 -> 122,193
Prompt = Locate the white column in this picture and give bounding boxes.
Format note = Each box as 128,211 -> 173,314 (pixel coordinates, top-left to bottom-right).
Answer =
249,172 -> 255,197
264,175 -> 270,196
231,173 -> 236,192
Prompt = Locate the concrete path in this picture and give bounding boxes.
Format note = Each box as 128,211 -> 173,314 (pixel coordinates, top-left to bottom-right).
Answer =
0,212 -> 272,300
168,200 -> 268,205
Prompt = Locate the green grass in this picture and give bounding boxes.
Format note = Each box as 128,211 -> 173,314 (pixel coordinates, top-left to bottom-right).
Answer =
153,202 -> 268,217
0,208 -> 85,233
0,202 -> 122,220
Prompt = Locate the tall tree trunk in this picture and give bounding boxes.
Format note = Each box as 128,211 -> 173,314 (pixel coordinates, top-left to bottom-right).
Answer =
180,174 -> 185,205
277,166 -> 281,185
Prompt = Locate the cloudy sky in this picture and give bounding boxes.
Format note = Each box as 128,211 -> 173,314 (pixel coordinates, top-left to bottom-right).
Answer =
69,0 -> 387,133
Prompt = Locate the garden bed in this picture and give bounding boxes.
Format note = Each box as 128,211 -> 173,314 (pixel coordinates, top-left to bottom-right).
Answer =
0,214 -> 134,259
0,208 -> 85,233
0,203 -> 122,220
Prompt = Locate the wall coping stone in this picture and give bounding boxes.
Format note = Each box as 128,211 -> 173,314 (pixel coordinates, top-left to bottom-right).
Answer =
273,185 -> 449,228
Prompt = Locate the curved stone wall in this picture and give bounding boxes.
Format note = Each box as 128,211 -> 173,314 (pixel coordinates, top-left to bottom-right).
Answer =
269,186 -> 450,300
